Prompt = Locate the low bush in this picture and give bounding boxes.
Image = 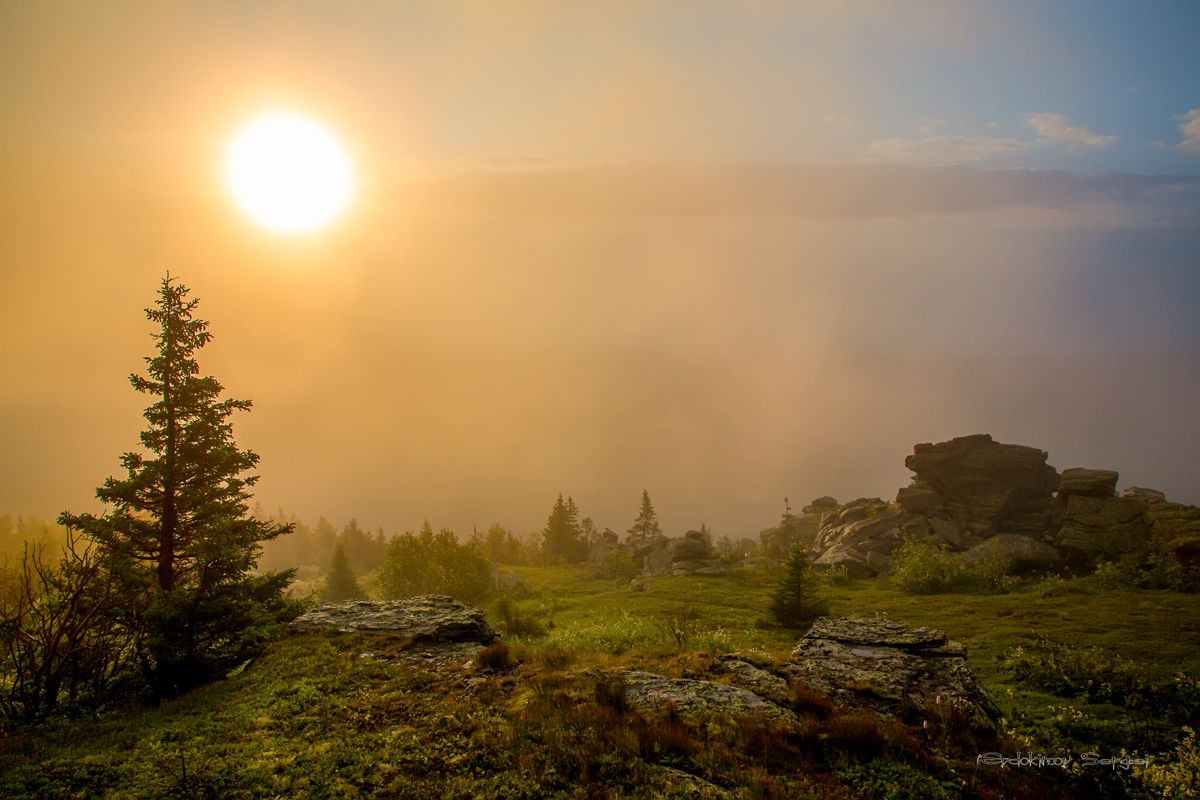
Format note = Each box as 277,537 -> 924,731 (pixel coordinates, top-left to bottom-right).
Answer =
655,604 -> 702,651
475,643 -> 514,673
891,538 -> 964,594
961,543 -> 1018,593
819,564 -> 852,586
494,598 -> 547,638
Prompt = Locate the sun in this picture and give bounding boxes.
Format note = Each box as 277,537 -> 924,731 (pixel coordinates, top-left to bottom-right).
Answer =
225,111 -> 353,235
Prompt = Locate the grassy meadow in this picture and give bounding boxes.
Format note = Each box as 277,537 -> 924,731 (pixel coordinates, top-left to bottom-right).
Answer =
2,567 -> 1198,799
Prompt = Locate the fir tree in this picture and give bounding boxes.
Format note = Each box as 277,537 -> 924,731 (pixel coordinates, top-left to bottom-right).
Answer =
626,489 -> 663,550
323,543 -> 366,601
541,494 -> 585,563
59,275 -> 294,697
769,544 -> 829,628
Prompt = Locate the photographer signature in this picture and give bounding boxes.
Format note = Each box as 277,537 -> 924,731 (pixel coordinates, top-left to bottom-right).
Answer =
976,752 -> 1149,770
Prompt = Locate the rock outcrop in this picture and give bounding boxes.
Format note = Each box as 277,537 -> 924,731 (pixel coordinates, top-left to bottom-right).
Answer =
812,501 -> 930,577
289,595 -> 498,644
809,435 -> 1194,576
1054,496 -> 1149,565
640,532 -> 727,577
1057,468 -> 1119,500
783,616 -> 999,732
801,496 -> 839,515
602,617 -> 998,739
903,434 -> 1060,539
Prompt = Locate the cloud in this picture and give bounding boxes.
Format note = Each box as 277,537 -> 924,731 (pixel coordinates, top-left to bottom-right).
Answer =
1023,112 -> 1117,148
865,134 -> 1034,165
420,161 -> 1194,219
1178,109 -> 1200,153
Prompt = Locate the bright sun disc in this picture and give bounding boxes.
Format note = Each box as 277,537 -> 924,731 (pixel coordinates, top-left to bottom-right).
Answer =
225,112 -> 353,234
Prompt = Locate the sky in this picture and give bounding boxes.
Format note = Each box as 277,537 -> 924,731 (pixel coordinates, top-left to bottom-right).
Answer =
1,1 -> 1198,539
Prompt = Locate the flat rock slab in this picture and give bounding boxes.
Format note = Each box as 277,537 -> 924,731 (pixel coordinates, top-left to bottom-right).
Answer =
617,670 -> 797,724
718,658 -> 792,705
288,595 -> 498,644
803,616 -> 947,649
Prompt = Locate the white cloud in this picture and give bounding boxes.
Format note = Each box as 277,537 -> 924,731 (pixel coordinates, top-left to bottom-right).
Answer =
1178,109 -> 1200,153
865,134 -> 1034,165
1022,112 -> 1117,148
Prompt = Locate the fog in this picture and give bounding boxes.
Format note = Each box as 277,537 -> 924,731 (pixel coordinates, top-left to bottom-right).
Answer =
2,2 -> 1197,538
3,160 -> 1197,537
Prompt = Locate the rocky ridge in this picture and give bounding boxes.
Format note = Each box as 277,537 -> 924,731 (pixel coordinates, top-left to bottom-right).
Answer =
807,433 -> 1200,579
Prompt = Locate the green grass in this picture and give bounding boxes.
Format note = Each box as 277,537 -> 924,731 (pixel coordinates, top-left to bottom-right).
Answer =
500,566 -> 1200,756
4,567 -> 1199,798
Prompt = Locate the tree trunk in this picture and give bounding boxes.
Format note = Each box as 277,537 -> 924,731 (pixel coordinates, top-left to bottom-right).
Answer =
159,309 -> 177,592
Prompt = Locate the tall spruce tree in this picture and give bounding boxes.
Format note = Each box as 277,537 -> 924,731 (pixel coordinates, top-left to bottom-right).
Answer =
59,275 -> 294,697
322,543 -> 366,601
626,489 -> 663,550
769,544 -> 829,628
541,494 -> 585,563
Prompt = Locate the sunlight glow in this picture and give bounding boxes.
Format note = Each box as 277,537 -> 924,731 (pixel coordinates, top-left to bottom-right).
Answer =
225,112 -> 353,235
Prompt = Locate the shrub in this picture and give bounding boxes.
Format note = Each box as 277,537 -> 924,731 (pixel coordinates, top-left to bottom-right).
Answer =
595,548 -> 639,581
819,564 -> 852,586
961,543 -> 1017,592
537,647 -> 576,671
835,759 -> 962,800
789,683 -> 834,720
594,673 -> 628,714
475,643 -> 514,673
1000,636 -> 1181,713
494,598 -> 546,638
655,604 -> 702,651
891,538 -> 963,594
824,711 -> 887,758
1033,573 -> 1074,597
1093,551 -> 1182,591
1135,726 -> 1200,799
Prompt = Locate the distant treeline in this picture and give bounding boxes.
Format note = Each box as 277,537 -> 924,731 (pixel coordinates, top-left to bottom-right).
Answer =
254,488 -> 811,603
0,515 -> 68,565
4,488 -> 810,615
255,512 -> 539,577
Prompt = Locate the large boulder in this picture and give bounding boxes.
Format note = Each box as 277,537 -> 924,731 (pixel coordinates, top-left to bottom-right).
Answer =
802,496 -> 840,515
896,485 -> 944,513
1124,486 -> 1168,505
289,596 -> 498,644
1057,468 -> 1119,500
640,533 -> 727,576
812,542 -> 875,578
782,616 -> 1000,732
586,530 -> 623,567
640,538 -> 674,576
959,533 -> 1061,575
902,434 -> 1060,538
813,505 -> 931,577
1054,496 -> 1148,565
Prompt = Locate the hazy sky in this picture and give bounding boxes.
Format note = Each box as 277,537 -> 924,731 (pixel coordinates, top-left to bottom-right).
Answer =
2,2 -> 1198,538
